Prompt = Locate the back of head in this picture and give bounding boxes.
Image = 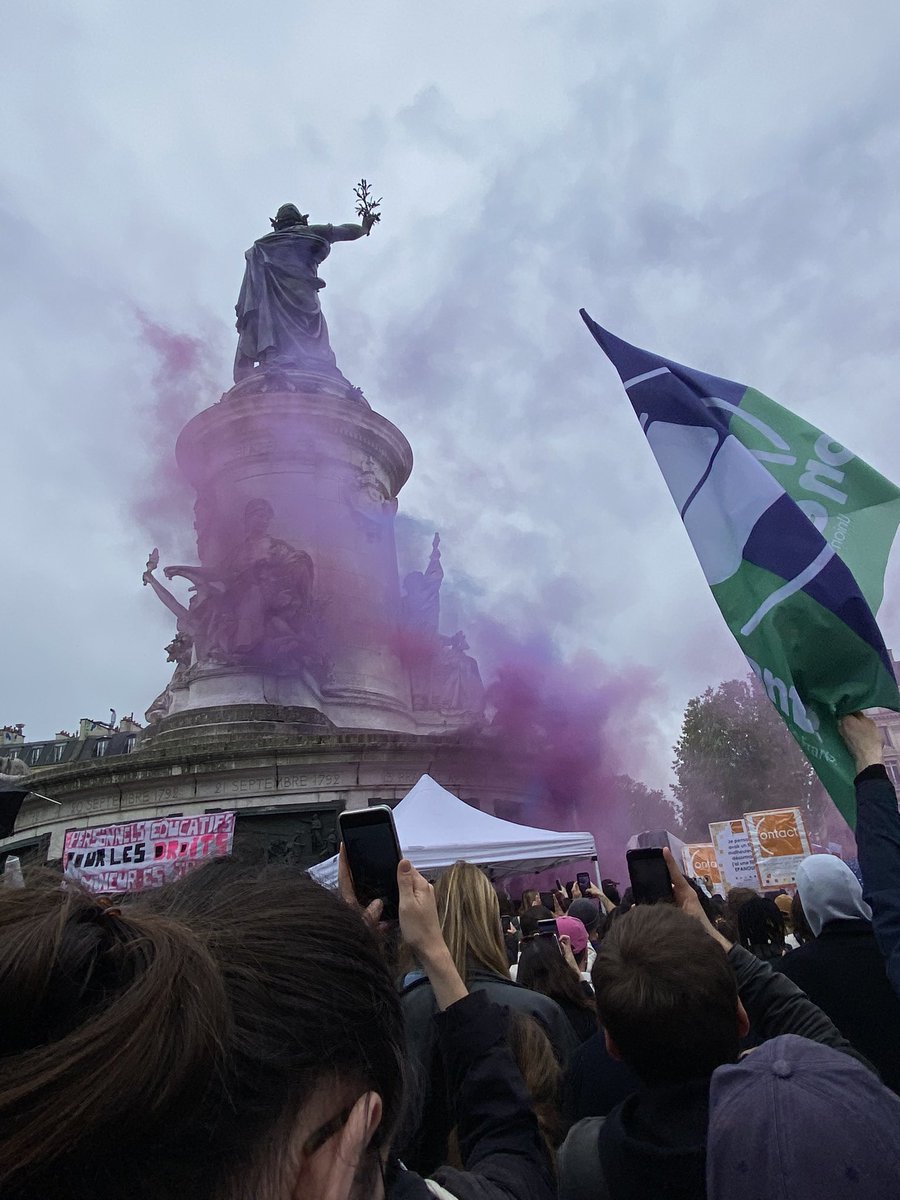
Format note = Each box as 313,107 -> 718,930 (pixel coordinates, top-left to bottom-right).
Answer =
592,904 -> 739,1086
774,892 -> 793,931
737,896 -> 786,960
796,854 -> 872,937
567,898 -> 601,936
725,887 -> 759,915
707,1035 -> 900,1199
434,860 -> 508,980
718,886 -> 758,942
518,934 -> 594,1013
519,905 -> 554,939
0,861 -> 404,1200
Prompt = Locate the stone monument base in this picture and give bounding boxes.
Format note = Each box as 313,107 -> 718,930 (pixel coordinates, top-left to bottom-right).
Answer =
9,722 -> 536,872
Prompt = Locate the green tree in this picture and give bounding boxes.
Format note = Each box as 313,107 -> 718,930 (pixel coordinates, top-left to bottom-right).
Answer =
673,674 -> 826,843
617,774 -> 683,840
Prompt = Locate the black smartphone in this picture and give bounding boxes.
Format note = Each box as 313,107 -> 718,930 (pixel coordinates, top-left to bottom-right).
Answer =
627,848 -> 674,905
555,878 -> 564,893
338,805 -> 402,920
536,916 -> 561,954
539,890 -> 555,910
576,872 -> 591,892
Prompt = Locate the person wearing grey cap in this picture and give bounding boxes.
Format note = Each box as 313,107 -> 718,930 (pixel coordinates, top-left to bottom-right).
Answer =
567,897 -> 604,968
706,1034 -> 900,1199
557,850 -> 876,1200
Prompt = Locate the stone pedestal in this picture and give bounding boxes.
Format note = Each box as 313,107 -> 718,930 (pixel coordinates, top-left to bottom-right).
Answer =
151,379 -> 420,732
8,724 -> 536,868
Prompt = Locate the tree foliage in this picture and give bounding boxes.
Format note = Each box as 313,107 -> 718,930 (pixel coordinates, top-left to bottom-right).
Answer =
673,674 -> 826,842
617,774 -> 683,840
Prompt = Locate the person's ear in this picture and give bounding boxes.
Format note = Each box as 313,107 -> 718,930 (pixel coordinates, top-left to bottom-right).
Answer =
293,1091 -> 383,1200
604,1028 -> 623,1061
736,999 -> 750,1040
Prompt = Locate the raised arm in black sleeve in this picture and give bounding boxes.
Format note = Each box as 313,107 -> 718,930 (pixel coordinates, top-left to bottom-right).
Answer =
422,990 -> 556,1200
855,764 -> 900,1000
728,942 -> 876,1073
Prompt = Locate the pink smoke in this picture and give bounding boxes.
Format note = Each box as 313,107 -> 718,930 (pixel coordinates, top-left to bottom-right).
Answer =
463,612 -> 665,880
131,311 -> 222,559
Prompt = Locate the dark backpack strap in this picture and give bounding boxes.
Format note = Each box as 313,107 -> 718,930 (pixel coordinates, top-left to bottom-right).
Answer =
558,1117 -> 608,1200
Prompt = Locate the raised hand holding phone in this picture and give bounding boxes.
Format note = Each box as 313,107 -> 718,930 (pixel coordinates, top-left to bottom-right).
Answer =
397,858 -> 467,1011
338,805 -> 402,920
626,847 -> 674,906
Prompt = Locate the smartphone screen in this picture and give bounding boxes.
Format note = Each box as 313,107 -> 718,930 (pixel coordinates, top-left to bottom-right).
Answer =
627,848 -> 674,905
576,872 -> 591,892
339,806 -> 401,920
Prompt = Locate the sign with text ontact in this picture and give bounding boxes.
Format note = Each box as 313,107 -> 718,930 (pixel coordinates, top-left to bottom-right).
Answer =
63,813 -> 236,893
744,807 -> 811,888
708,819 -> 760,891
682,843 -> 723,892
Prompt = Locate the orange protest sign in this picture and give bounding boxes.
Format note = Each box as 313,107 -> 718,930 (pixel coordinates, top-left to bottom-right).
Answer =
682,843 -> 722,888
744,807 -> 811,888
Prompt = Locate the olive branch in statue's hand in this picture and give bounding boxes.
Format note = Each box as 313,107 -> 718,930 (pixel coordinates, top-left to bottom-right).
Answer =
354,178 -> 382,234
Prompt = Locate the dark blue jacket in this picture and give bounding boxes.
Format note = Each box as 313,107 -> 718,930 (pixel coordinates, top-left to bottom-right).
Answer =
855,764 -> 900,999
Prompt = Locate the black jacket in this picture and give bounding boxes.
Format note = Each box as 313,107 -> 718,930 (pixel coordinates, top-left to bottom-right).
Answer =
563,1030 -> 643,1125
557,943 -> 872,1200
855,764 -> 900,998
389,990 -> 555,1200
398,968 -> 578,1174
777,917 -> 900,1093
556,984 -> 600,1045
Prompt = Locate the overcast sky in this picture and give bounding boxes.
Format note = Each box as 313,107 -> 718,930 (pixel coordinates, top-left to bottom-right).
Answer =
3,1 -> 900,792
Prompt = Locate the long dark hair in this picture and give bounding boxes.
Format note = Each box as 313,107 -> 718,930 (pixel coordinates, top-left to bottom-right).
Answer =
738,896 -> 787,960
791,891 -> 814,945
518,934 -> 594,1012
0,861 -> 405,1200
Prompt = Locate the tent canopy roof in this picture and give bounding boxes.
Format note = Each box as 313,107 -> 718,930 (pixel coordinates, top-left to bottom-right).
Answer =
309,773 -> 596,888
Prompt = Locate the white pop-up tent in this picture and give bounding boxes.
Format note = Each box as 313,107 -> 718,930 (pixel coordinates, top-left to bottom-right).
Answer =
309,773 -> 598,889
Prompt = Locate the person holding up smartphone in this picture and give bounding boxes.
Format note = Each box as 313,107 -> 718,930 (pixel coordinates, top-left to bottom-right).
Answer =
397,861 -> 579,1174
557,848 -> 886,1200
336,849 -> 556,1200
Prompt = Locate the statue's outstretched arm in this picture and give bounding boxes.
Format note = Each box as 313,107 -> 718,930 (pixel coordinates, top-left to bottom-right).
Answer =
425,533 -> 443,584
164,564 -> 217,586
143,570 -> 189,623
329,222 -> 366,242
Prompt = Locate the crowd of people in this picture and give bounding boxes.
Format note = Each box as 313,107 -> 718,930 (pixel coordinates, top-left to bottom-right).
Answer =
1,714 -> 900,1199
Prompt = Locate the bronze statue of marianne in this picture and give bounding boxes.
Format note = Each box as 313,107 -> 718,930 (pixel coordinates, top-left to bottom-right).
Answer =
233,182 -> 381,385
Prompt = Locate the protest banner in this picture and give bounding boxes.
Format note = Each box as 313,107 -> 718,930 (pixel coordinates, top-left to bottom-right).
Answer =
744,806 -> 811,888
681,843 -> 723,893
63,812 -> 236,893
709,818 -> 759,891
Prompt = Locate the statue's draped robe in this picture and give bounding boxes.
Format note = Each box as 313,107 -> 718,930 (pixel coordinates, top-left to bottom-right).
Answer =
235,223 -> 358,372
227,533 -> 314,655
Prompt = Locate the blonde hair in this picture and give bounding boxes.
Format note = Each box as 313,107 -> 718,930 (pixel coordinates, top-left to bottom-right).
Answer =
433,861 -> 509,980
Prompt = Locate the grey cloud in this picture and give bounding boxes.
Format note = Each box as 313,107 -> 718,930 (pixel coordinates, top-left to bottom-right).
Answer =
3,0 -> 899,796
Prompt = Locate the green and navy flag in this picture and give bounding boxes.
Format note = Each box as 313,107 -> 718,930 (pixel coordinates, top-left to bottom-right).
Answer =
581,310 -> 900,825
